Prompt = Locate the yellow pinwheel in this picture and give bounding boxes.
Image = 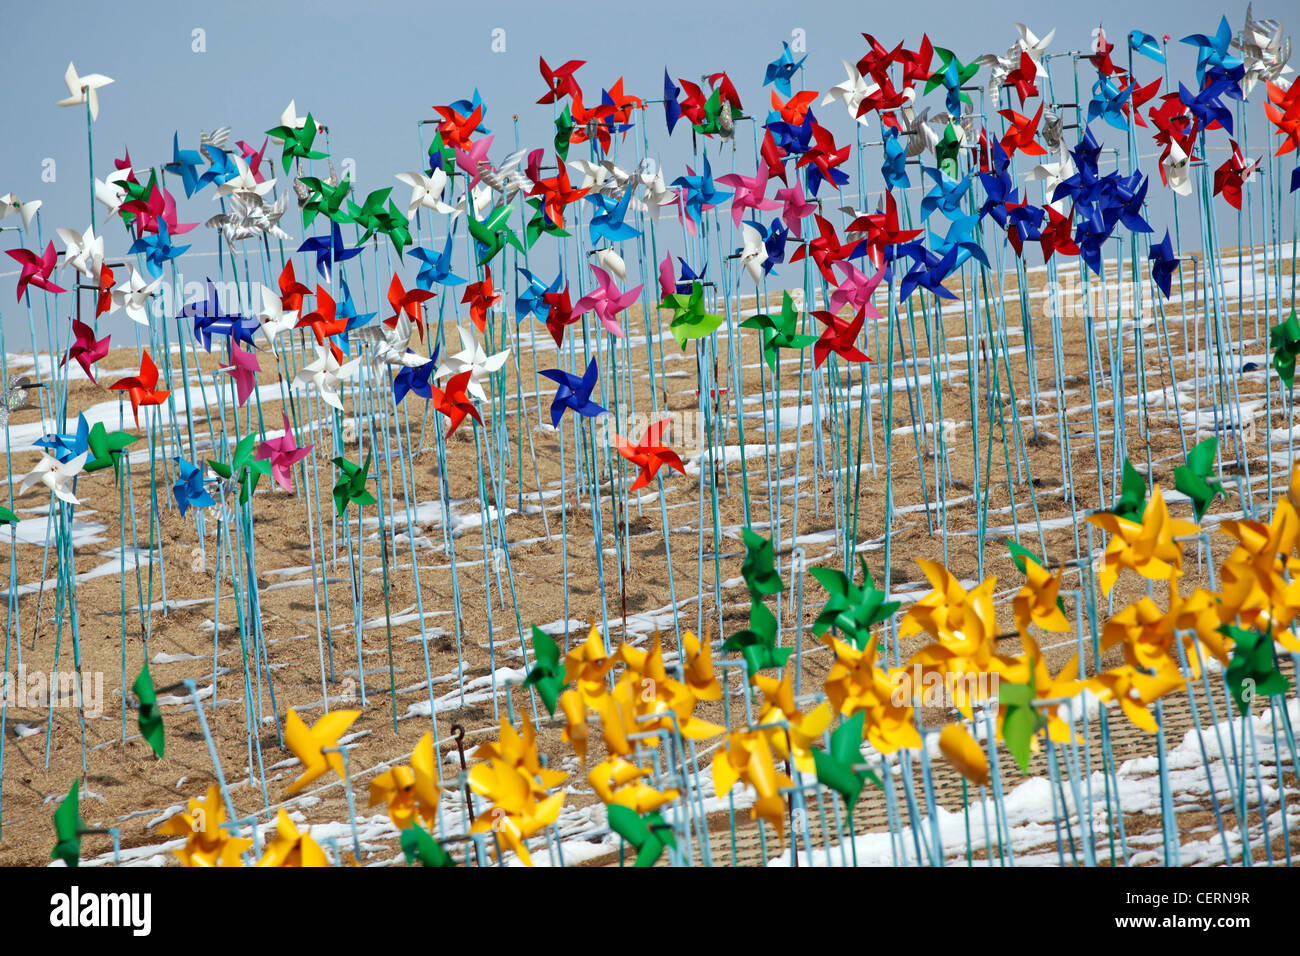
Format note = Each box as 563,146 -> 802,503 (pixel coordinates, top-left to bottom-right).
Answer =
156,784 -> 252,867
752,674 -> 833,775
473,713 -> 568,790
823,636 -> 922,753
467,759 -> 564,867
680,630 -> 723,701
1013,556 -> 1071,634
938,723 -> 989,786
283,707 -> 361,795
1087,663 -> 1184,732
588,756 -> 680,813
563,625 -> 616,709
712,729 -> 794,836
410,731 -> 443,825
899,560 -> 1000,660
559,688 -> 590,765
369,765 -> 420,829
999,631 -> 1082,746
1086,486 -> 1197,595
257,809 -> 330,867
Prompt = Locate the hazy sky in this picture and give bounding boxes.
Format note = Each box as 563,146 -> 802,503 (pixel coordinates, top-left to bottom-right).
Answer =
0,0 -> 1287,342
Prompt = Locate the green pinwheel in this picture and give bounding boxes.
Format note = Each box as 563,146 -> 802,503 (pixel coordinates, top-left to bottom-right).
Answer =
468,204 -> 524,265
661,281 -> 723,350
523,625 -> 567,715
740,528 -> 784,599
266,113 -> 327,172
133,662 -> 164,759
741,291 -> 816,373
693,88 -> 732,136
400,822 -> 458,867
0,506 -> 18,526
1110,459 -> 1148,522
925,48 -> 980,108
118,170 -> 160,232
524,197 -> 569,248
811,711 -> 881,811
51,781 -> 84,868
1173,437 -> 1226,521
998,668 -> 1045,773
207,433 -> 271,506
375,200 -> 412,258
935,123 -> 962,180
300,176 -> 352,227
83,421 -> 138,481
722,599 -> 792,673
553,105 -> 575,161
332,453 -> 377,516
1220,625 -> 1291,716
809,558 -> 899,650
347,187 -> 393,243
1271,309 -> 1300,390
607,805 -> 677,867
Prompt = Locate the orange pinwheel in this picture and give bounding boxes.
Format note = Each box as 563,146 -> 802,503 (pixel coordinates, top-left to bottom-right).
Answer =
527,154 -> 589,229
460,265 -> 501,334
1264,80 -> 1300,156
110,349 -> 171,427
999,104 -> 1047,158
386,273 -> 435,337
612,419 -> 687,492
296,285 -> 349,353
770,89 -> 817,125
430,370 -> 481,437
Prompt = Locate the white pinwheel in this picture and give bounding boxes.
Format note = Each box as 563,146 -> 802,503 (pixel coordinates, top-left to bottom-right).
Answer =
590,247 -> 627,282
56,62 -> 113,121
216,155 -> 275,200
1026,144 -> 1078,211
295,344 -> 359,411
634,167 -> 677,216
0,193 -> 42,230
821,60 -> 874,125
1013,23 -> 1056,72
95,169 -> 132,216
56,225 -> 103,281
111,265 -> 162,326
435,325 -> 508,403
738,223 -> 766,284
256,284 -> 299,352
20,452 -> 88,506
357,315 -> 430,369
1160,141 -> 1194,197
395,169 -> 455,218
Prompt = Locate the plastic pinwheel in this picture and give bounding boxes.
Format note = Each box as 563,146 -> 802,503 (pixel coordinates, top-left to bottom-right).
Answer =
539,358 -> 607,428
1087,485 -> 1198,595
50,782 -> 84,868
927,46 -> 980,114
208,433 -> 272,506
62,319 -> 109,382
297,222 -> 362,283
810,559 -> 900,650
660,280 -> 723,350
172,458 -> 215,516
713,728 -> 793,835
459,266 -> 500,334
110,350 -> 170,427
612,419 -> 686,492
1173,438 -> 1226,521
157,785 -> 252,867
1272,310 -> 1300,390
128,220 -> 189,279
223,342 -> 260,407
524,626 -> 568,715
573,263 -> 642,338
435,324 -> 507,402
811,712 -> 880,812
266,112 -> 327,172
812,308 -> 870,367
392,354 -> 437,405
298,176 -> 352,227
538,56 -> 584,104
764,41 -> 807,97
741,292 -> 817,374
332,454 -> 377,516
55,62 -> 113,120
295,343 -> 360,411
467,755 -> 564,867
1213,140 -> 1260,210
255,413 -> 313,493
672,156 -> 733,235
283,707 -> 360,795
722,599 -> 790,674
717,163 -> 780,227
466,203 -> 523,266
132,663 -> 164,759
257,809 -> 330,867
20,452 -> 88,506
587,187 -> 641,243
607,805 -> 678,868
410,233 -> 466,290
773,178 -> 816,236
83,422 -> 137,481
7,242 -> 65,300
430,370 -> 481,437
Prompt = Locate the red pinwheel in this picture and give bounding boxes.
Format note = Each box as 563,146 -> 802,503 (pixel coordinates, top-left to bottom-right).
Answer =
386,273 -> 435,338
1213,141 -> 1260,210
797,121 -> 851,192
542,285 -> 580,348
760,130 -> 789,184
612,419 -> 686,492
675,79 -> 710,126
297,286 -> 349,357
7,242 -> 66,301
706,72 -> 743,112
460,265 -> 501,334
278,260 -> 311,313
110,349 -> 171,427
432,104 -> 483,150
431,370 -> 481,437
528,153 -> 589,228
1122,76 -> 1162,128
95,264 -> 115,317
1088,23 -> 1124,77
999,105 -> 1047,158
770,90 -> 817,126
857,32 -> 904,81
812,309 -> 870,368
857,74 -> 909,118
895,34 -> 934,87
847,193 -> 921,270
1004,52 -> 1039,106
63,319 -> 110,382
568,90 -> 617,154
791,215 -> 860,284
1264,80 -> 1300,156
1039,207 -> 1081,262
538,57 -> 584,104
602,78 -> 644,126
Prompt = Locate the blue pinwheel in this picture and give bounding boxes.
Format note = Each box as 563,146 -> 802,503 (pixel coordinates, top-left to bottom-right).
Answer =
1178,80 -> 1236,135
166,132 -> 206,198
182,279 -> 259,351
896,242 -> 961,301
35,414 -> 91,463
1181,16 -> 1243,87
516,267 -> 562,322
880,128 -> 910,190
766,112 -> 816,156
587,188 -> 641,244
672,156 -> 733,230
663,70 -> 683,134
1129,30 -> 1166,64
1149,230 -> 1180,299
129,220 -> 189,279
930,213 -> 988,269
393,348 -> 439,405
753,218 -> 790,274
763,41 -> 807,98
538,358 -> 606,427
1089,75 -> 1132,131
173,458 -> 216,517
298,221 -> 362,283
920,168 -> 972,220
197,144 -> 238,190
670,256 -> 706,294
410,233 -> 466,290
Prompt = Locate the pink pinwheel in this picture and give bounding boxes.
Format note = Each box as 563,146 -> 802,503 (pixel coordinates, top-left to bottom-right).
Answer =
829,261 -> 885,316
773,180 -> 816,238
573,264 -> 643,338
237,138 -> 271,183
256,412 -> 312,492
658,253 -> 677,300
716,163 -> 780,227
223,342 -> 261,407
7,242 -> 66,300
63,318 -> 110,381
454,135 -> 495,188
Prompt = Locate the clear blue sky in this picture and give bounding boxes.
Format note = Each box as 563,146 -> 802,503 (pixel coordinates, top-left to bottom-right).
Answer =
0,0 -> 1284,342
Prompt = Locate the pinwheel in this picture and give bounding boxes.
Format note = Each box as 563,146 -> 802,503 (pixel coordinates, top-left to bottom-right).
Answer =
1265,80 -> 1300,157
712,728 -> 793,835
1086,662 -> 1184,733
20,452 -> 88,506
573,263 -> 642,339
926,47 -> 980,114
919,168 -> 971,221
432,102 -> 484,150
515,267 -> 562,323
808,559 -> 899,651
0,192 -> 42,229
409,237 -> 465,294
811,711 -> 880,811
282,707 -> 360,795
254,284 -> 298,353
467,757 -> 564,867
538,56 -> 584,105
383,272 -> 435,340
772,179 -> 816,237
110,350 -> 170,428
436,324 -> 508,402
223,342 -> 260,407
811,309 -> 869,367
7,242 -> 65,300
999,104 -> 1047,158
1237,4 -> 1293,92
130,663 -> 165,759
822,60 -> 873,124
1221,625 -> 1291,716
266,112 -> 327,172
539,358 -> 607,428
128,219 -> 189,279
1086,486 -> 1198,595
196,144 -> 239,192
296,286 -> 347,353
204,193 -> 291,247
297,222 -> 362,283
829,260 -> 884,316
741,292 -> 816,373
880,128 -> 910,190
51,782 -> 84,867
295,344 -> 359,411
172,457 -> 216,516
607,806 -> 677,868
430,370 -> 481,437
34,415 -> 89,463
459,267 -> 500,335
768,90 -> 817,130
1181,15 -> 1243,86
763,41 -> 807,98
156,785 -> 252,867
183,280 -> 259,352
394,168 -> 453,219
715,163 -> 779,228
1213,140 -> 1260,210
1038,206 -> 1080,262
61,319 -> 109,382
467,203 -> 523,265
791,214 -> 863,284
1171,437 -> 1226,524
736,223 -> 768,283
82,422 -> 138,481
389,347 -> 436,401
587,187 -> 641,244
1147,229 -> 1180,299
257,809 -> 330,868
331,454 -> 377,516
523,626 -> 568,716
798,122 -> 852,196
206,433 -> 271,507
453,134 -> 496,189
590,757 -> 680,816
849,193 -> 921,270
671,156 -> 733,235
612,419 -> 686,492
298,176 -> 352,227
722,599 -> 791,674
660,280 -> 723,350
55,62 -> 113,120
55,225 -> 103,282
1123,29 -> 1164,64
1178,80 -> 1236,136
